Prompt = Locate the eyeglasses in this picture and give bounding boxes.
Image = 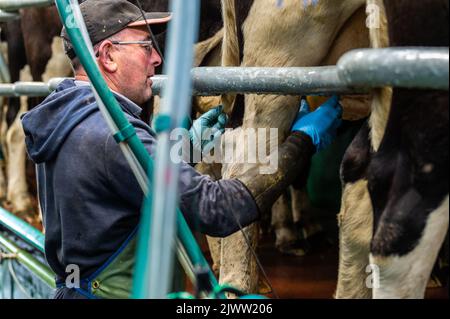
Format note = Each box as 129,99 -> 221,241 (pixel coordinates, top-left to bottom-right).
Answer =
110,40 -> 154,53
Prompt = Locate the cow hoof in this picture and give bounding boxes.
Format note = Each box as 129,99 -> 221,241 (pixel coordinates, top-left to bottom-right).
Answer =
276,240 -> 310,257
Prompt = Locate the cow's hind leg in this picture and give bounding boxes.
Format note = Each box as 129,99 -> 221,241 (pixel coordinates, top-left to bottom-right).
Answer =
335,122 -> 373,299
5,91 -> 35,222
0,102 -> 7,201
219,223 -> 259,296
272,191 -> 307,256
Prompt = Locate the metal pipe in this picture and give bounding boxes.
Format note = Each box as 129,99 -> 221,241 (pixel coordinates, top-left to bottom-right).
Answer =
152,66 -> 360,96
0,9 -> 19,22
0,233 -> 55,288
2,47 -> 448,97
137,0 -> 200,299
0,50 -> 10,83
338,47 -> 449,91
0,207 -> 45,253
0,78 -> 65,97
0,0 -> 54,11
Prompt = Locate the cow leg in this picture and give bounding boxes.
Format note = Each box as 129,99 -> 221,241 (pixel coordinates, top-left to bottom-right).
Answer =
4,66 -> 38,225
336,79 -> 390,299
336,180 -> 373,299
371,197 -> 449,299
5,109 -> 33,216
5,90 -> 35,223
271,192 -> 301,255
219,223 -> 260,296
0,102 -> 7,201
206,236 -> 222,277
335,122 -> 373,299
196,162 -> 224,278
0,43 -> 8,200
272,190 -> 310,257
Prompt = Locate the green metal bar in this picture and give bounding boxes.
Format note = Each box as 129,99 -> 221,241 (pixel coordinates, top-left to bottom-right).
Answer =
0,233 -> 55,288
54,0 -> 218,297
0,207 -> 45,253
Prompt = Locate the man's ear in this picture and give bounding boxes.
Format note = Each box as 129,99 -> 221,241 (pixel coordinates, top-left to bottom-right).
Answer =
97,41 -> 118,73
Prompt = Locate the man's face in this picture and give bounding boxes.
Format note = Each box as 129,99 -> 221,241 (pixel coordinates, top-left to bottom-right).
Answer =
111,26 -> 162,105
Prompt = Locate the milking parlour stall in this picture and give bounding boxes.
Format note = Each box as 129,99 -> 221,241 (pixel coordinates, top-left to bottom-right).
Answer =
0,0 -> 448,311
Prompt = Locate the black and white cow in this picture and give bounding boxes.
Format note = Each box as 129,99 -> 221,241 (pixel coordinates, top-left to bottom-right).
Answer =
336,0 -> 449,299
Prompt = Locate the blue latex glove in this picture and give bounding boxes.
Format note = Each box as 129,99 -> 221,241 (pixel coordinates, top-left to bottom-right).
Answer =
190,105 -> 228,154
291,95 -> 343,152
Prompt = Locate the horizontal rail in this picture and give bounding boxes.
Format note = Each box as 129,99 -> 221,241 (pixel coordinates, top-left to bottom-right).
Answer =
0,9 -> 19,21
0,207 -> 45,253
0,0 -> 54,11
0,48 -> 448,97
338,47 -> 449,90
152,66 -> 363,96
0,77 -> 65,97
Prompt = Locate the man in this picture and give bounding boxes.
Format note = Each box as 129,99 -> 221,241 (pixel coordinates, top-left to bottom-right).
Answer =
21,0 -> 342,299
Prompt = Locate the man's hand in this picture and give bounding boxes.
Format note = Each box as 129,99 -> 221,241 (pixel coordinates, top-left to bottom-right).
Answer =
190,105 -> 228,154
291,95 -> 343,152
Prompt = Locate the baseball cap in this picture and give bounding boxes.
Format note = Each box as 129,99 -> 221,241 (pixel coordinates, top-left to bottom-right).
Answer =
61,0 -> 171,59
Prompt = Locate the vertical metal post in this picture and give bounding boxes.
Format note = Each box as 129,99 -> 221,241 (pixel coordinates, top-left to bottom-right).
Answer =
142,0 -> 200,299
0,50 -> 10,83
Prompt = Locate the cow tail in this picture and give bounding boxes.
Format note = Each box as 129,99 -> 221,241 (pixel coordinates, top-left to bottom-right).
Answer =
221,0 -> 240,114
367,0 -> 392,152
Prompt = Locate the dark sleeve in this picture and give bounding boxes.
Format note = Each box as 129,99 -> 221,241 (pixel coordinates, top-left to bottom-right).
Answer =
104,122 -> 259,238
234,131 -> 315,215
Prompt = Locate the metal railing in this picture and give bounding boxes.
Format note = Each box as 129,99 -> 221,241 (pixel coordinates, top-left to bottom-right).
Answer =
0,0 -> 54,11
0,9 -> 19,21
0,78 -> 65,97
1,47 -> 448,97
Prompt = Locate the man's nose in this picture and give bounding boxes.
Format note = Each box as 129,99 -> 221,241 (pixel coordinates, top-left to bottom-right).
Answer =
150,49 -> 162,67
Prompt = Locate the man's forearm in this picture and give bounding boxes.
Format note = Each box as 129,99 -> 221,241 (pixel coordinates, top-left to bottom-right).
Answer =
235,132 -> 315,214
